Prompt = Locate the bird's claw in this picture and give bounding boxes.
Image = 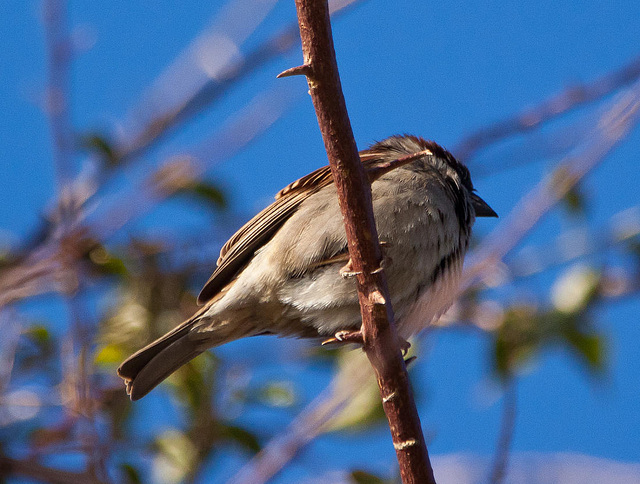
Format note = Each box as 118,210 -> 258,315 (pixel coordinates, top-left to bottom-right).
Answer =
340,260 -> 361,279
322,329 -> 364,346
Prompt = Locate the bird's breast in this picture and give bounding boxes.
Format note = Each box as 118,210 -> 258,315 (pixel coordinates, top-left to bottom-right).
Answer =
395,252 -> 464,338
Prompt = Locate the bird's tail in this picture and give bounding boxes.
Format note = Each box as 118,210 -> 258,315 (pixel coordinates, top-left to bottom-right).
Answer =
117,313 -> 228,401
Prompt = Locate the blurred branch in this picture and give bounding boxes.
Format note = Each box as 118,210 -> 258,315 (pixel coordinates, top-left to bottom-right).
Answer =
0,84 -> 293,307
508,205 -> 640,279
0,238 -> 73,308
230,354 -> 372,484
0,310 -> 21,401
0,455 -> 104,484
3,5 -> 639,481
463,80 -> 640,289
64,295 -> 109,482
454,55 -> 640,161
489,381 -> 517,484
92,84 -> 296,241
43,0 -> 74,191
0,0 -> 364,307
112,0 -> 363,164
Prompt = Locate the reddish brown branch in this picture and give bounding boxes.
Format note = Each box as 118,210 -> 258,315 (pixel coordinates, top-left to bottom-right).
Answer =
289,1 -> 435,482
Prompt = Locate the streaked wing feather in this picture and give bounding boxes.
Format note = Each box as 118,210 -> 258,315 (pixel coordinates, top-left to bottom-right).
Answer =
199,191 -> 310,303
197,167 -> 337,304
275,165 -> 334,200
197,148 -> 423,305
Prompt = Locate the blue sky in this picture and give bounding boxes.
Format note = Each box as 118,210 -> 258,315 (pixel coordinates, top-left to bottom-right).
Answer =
2,1 -> 640,482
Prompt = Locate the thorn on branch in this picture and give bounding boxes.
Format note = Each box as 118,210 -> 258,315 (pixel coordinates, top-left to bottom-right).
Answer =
383,391 -> 398,403
369,290 -> 386,306
404,356 -> 417,366
277,64 -> 312,79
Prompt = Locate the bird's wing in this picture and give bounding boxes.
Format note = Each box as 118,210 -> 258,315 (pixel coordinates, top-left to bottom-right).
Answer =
197,164 -> 336,304
196,147 -> 421,305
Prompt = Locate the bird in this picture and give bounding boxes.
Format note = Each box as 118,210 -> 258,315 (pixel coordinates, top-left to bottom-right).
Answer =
118,134 -> 497,400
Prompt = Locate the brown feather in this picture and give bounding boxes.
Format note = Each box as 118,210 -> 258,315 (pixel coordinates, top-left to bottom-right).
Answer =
197,140 -> 436,305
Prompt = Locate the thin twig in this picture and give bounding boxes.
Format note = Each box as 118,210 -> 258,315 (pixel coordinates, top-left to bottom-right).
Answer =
65,294 -> 109,483
289,1 -> 434,482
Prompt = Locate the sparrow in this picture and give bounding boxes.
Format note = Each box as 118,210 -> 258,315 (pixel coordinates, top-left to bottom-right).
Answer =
118,135 -> 497,400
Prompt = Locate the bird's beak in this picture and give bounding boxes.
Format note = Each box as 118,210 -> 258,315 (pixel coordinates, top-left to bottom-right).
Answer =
471,193 -> 498,218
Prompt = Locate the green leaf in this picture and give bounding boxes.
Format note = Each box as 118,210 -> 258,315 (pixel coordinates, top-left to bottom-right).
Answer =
493,301 -> 607,378
87,245 -> 128,276
120,463 -> 142,484
175,181 -> 227,210
563,328 -> 605,371
493,306 -> 539,378
94,343 -> 125,366
168,352 -> 217,412
154,429 -> 197,484
350,470 -> 389,484
325,350 -> 386,431
626,236 -> 640,261
219,424 -> 261,453
551,264 -> 600,314
494,334 -> 512,378
190,182 -> 226,208
25,325 -> 50,345
562,184 -> 587,216
81,133 -> 119,166
258,381 -> 296,407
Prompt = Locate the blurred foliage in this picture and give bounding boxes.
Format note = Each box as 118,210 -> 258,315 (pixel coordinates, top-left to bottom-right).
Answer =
493,305 -> 604,378
86,245 -> 129,277
176,181 -> 227,211
81,133 -> 119,167
349,469 -> 395,484
561,183 -> 588,216
492,264 -> 606,379
324,349 -> 389,432
120,463 -> 143,484
2,2 -> 639,483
